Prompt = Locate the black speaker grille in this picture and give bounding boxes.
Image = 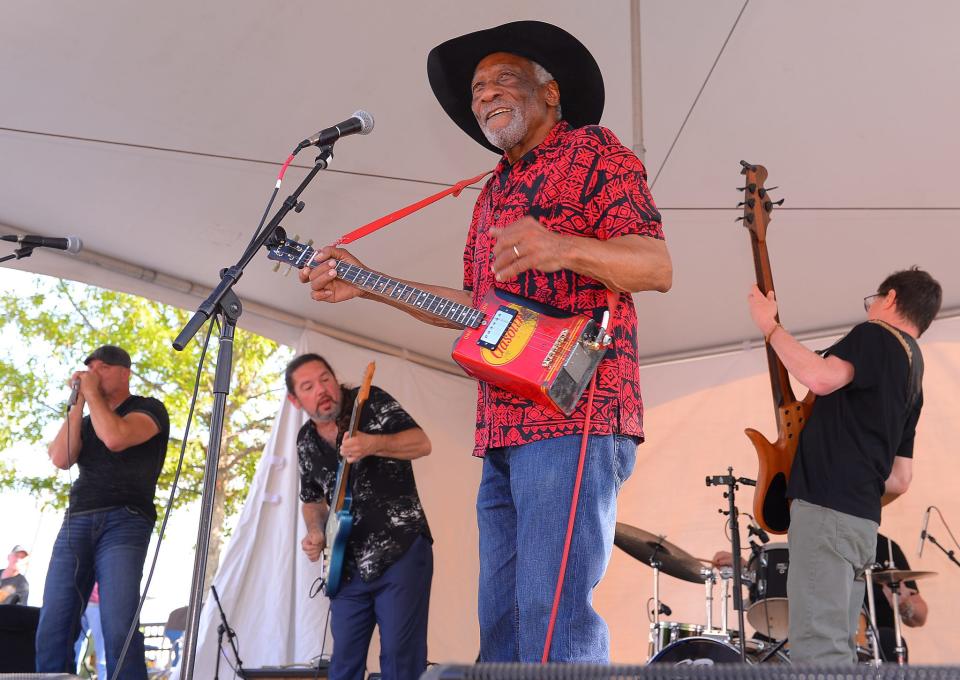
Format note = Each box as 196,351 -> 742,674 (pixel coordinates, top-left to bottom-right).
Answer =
423,664 -> 960,680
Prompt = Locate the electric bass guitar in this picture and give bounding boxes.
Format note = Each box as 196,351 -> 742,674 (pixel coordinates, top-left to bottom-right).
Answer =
323,361 -> 375,597
738,161 -> 815,535
267,235 -> 612,415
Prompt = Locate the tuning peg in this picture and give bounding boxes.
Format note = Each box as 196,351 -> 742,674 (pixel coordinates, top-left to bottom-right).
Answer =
736,198 -> 756,209
272,261 -> 282,273
739,160 -> 754,170
764,198 -> 785,211
736,183 -> 757,193
305,239 -> 315,248
734,214 -> 755,223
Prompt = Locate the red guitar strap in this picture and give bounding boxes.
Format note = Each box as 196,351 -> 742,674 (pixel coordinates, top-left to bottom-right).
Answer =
333,170 -> 493,246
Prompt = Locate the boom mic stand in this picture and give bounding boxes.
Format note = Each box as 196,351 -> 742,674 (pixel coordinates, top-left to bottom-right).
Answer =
174,145 -> 335,680
706,467 -> 754,663
211,584 -> 244,679
924,532 -> 960,569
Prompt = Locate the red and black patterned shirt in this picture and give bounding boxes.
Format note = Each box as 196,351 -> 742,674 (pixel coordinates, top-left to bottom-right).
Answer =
463,121 -> 664,457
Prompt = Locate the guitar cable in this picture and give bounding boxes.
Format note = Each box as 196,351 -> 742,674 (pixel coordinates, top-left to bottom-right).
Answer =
541,290 -> 617,662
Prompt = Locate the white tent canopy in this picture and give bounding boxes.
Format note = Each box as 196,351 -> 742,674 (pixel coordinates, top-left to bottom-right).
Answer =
2,0 -> 958,366
5,0 -> 960,668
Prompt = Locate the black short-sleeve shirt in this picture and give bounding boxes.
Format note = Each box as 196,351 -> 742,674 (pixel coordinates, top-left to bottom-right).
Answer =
68,395 -> 170,521
0,573 -> 29,605
297,385 -> 431,583
788,322 -> 923,523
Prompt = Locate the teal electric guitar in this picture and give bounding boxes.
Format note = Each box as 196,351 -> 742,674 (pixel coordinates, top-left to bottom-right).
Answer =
324,361 -> 375,597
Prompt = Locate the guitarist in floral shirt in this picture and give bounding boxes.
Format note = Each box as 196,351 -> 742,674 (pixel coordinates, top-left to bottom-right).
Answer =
286,354 -> 433,680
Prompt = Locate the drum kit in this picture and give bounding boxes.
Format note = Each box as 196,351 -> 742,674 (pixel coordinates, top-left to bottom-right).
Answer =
614,521 -> 937,666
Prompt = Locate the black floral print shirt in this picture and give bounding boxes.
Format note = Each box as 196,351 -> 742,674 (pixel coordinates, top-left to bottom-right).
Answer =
297,385 -> 432,582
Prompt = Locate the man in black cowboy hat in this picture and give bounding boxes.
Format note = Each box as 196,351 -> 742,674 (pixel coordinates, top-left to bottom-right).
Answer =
36,345 -> 169,679
301,21 -> 671,662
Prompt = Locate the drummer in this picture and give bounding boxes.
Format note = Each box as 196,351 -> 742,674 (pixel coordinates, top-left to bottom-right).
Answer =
711,532 -> 929,661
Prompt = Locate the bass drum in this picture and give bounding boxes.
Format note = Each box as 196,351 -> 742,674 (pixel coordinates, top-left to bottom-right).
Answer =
649,637 -> 790,665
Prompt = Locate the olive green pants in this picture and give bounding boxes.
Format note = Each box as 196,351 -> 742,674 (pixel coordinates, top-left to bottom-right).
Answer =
787,499 -> 878,664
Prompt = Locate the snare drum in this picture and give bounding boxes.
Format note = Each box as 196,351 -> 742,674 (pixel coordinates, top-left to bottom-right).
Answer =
648,621 -> 704,656
746,543 -> 790,640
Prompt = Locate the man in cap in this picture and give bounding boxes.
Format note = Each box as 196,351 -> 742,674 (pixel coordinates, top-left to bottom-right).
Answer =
0,545 -> 30,605
300,21 -> 671,662
36,345 -> 169,679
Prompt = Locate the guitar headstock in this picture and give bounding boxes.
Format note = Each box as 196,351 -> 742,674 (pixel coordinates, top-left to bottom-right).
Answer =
266,233 -> 316,271
358,362 -> 376,402
737,160 -> 784,242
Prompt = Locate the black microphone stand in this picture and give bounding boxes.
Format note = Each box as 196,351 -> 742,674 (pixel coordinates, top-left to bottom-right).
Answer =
211,584 -> 244,679
925,532 -> 960,569
175,145 -> 335,680
0,245 -> 35,263
706,467 -> 754,663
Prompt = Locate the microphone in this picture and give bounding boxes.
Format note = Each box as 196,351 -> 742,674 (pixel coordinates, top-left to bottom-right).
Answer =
67,380 -> 80,410
918,506 -> 932,557
656,602 -> 672,617
1,234 -> 83,254
298,110 -> 374,150
748,517 -> 770,544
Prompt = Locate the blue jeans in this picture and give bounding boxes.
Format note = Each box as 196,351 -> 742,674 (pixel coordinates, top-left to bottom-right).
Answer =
329,534 -> 433,680
36,507 -> 152,680
477,434 -> 637,662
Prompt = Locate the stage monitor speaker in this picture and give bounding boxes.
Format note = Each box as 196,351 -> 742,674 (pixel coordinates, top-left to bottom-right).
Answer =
240,663 -> 328,679
422,663 -> 960,680
0,675 -> 81,679
0,604 -> 41,673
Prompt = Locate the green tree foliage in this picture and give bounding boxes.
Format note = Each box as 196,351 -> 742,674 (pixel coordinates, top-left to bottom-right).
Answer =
0,275 -> 292,578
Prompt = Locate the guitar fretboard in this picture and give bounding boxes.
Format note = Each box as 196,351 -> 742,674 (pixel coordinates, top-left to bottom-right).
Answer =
304,250 -> 484,329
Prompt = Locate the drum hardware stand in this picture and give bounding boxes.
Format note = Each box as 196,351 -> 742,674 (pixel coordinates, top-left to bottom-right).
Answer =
703,568 -> 715,631
718,567 -> 732,633
888,577 -> 907,665
706,467 -> 754,663
863,566 -> 883,666
649,542 -> 664,653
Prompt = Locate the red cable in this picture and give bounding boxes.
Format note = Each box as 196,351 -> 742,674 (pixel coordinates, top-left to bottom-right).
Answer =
541,290 -> 617,663
541,374 -> 597,663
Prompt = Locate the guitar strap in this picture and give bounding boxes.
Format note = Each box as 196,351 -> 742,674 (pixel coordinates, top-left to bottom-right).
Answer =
868,319 -> 922,409
333,170 -> 493,246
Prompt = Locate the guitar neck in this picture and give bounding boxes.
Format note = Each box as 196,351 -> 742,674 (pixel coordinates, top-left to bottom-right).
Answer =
750,234 -> 797,410
303,254 -> 484,329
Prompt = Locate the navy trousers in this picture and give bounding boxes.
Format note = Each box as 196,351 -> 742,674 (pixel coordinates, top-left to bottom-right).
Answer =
329,535 -> 432,680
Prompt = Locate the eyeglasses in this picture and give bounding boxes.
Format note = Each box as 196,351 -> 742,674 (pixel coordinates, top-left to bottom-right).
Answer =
863,293 -> 882,313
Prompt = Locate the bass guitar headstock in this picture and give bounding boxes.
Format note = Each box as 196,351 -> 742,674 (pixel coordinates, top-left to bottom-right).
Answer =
737,160 -> 784,242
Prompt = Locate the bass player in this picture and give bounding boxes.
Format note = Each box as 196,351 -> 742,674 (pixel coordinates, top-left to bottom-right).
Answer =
746,267 -> 940,664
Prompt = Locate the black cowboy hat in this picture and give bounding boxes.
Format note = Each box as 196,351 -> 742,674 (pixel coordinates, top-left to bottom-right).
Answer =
427,20 -> 605,154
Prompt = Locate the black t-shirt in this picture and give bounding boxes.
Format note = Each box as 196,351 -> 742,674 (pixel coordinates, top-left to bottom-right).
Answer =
297,385 -> 431,583
870,535 -> 919,629
69,395 -> 170,521
787,322 -> 923,523
0,573 -> 29,605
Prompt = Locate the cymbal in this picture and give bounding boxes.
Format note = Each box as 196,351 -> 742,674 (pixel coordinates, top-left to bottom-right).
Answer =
614,522 -> 708,583
869,569 -> 937,585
